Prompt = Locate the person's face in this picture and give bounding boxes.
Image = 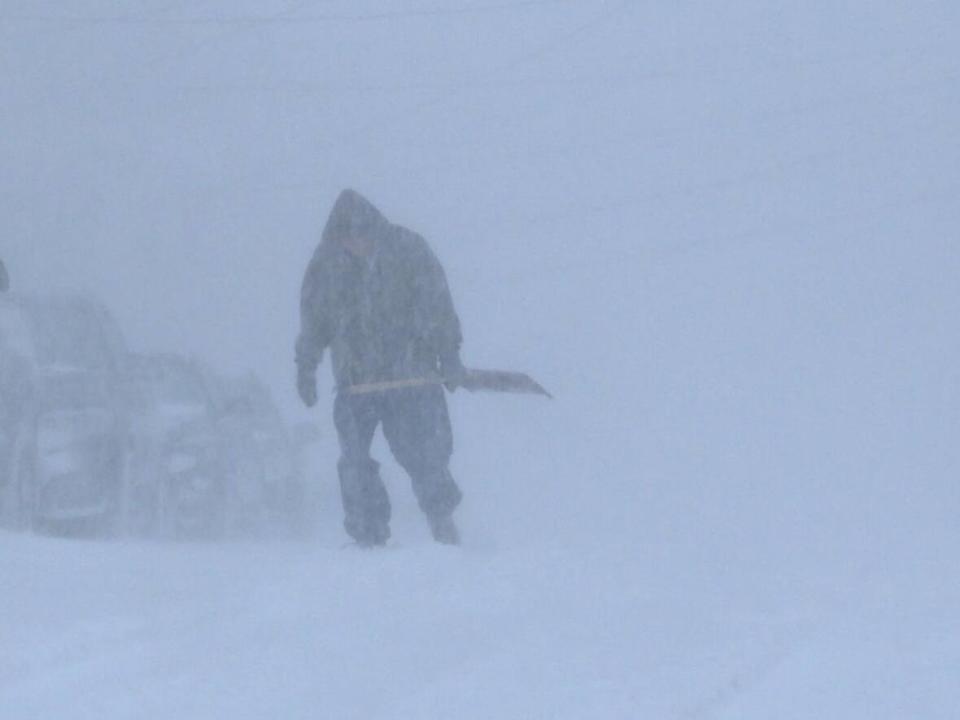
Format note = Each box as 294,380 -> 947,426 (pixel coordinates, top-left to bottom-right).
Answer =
342,235 -> 373,258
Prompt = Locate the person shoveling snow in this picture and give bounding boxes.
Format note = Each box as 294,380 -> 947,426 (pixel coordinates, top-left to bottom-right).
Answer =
295,190 -> 548,547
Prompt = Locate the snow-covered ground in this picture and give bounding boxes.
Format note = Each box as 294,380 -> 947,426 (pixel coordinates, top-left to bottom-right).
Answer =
2,497 -> 957,719
3,1 -> 959,717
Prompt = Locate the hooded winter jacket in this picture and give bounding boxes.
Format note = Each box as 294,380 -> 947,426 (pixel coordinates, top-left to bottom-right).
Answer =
296,190 -> 462,389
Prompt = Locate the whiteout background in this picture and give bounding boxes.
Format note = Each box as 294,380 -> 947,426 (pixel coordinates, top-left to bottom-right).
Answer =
1,1 -> 958,718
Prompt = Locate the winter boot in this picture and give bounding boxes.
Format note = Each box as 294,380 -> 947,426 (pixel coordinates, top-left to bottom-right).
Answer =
428,514 -> 460,546
345,517 -> 390,548
359,523 -> 390,548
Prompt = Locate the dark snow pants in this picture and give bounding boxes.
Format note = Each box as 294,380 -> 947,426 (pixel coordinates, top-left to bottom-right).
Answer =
333,385 -> 461,544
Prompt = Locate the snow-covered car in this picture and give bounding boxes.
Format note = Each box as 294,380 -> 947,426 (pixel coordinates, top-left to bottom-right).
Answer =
0,293 -> 128,534
123,353 -> 227,539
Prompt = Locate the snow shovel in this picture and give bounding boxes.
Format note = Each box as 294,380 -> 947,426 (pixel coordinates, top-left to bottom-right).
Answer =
345,368 -> 553,399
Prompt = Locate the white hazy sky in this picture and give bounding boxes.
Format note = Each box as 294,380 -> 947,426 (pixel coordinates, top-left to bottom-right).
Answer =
3,1 -> 952,411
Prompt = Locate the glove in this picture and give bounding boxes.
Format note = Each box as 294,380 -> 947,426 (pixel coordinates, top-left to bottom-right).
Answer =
297,365 -> 318,408
439,350 -> 467,393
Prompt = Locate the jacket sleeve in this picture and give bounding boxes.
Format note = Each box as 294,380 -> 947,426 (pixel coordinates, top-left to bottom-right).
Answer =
411,236 -> 463,360
295,250 -> 334,373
